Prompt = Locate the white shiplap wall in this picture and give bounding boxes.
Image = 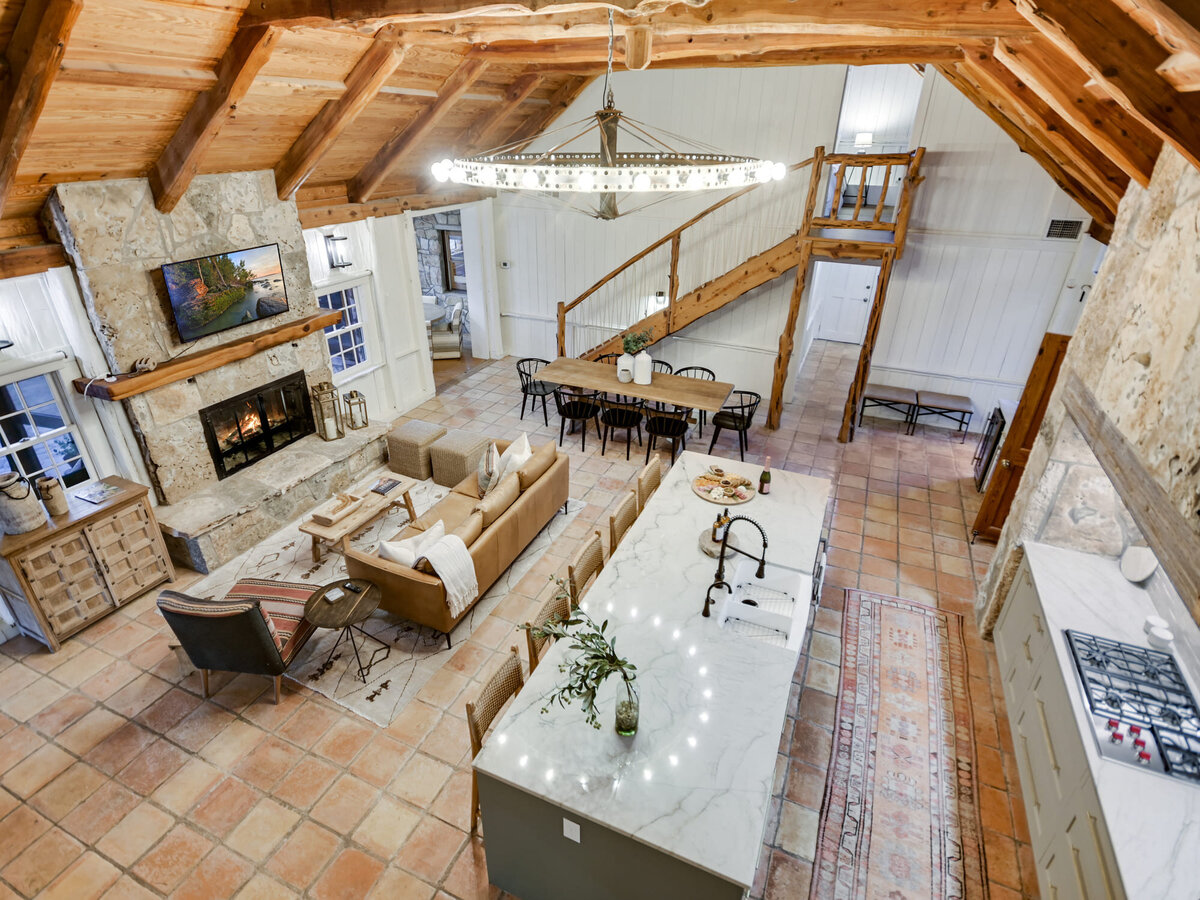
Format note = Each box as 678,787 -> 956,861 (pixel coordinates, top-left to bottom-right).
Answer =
495,64 -> 1101,432
496,64 -> 847,389
857,69 -> 1092,429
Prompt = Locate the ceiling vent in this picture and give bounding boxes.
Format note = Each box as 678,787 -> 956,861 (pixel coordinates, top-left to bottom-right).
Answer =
1046,219 -> 1084,240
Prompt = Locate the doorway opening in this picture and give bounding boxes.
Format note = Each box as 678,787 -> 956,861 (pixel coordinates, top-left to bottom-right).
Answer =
811,261 -> 879,345
412,209 -> 478,385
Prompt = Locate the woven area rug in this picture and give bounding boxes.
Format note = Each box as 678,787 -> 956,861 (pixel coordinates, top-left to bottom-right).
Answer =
186,469 -> 582,726
810,590 -> 986,900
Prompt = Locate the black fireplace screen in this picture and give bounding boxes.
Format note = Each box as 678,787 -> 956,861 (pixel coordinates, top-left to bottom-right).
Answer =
199,372 -> 314,479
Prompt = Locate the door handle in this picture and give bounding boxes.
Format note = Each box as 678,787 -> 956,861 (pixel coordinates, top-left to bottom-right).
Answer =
1001,459 -> 1012,468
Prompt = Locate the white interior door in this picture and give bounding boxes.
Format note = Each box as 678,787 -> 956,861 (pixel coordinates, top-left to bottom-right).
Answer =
813,262 -> 877,344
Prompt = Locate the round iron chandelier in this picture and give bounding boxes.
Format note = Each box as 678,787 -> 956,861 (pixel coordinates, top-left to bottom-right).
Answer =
431,14 -> 785,216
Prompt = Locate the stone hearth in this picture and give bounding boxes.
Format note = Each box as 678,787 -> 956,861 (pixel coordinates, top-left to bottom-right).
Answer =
156,424 -> 388,573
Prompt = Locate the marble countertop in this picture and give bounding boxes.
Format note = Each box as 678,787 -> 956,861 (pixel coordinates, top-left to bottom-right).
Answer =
1023,542 -> 1200,899
474,451 -> 831,888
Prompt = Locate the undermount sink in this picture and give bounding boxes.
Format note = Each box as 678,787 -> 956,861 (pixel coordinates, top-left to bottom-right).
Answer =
715,558 -> 812,653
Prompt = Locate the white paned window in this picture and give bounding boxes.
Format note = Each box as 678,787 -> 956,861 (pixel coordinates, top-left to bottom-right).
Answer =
317,282 -> 369,374
0,373 -> 93,488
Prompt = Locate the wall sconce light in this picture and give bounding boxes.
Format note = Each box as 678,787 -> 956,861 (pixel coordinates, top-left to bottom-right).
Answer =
854,132 -> 873,151
324,233 -> 351,269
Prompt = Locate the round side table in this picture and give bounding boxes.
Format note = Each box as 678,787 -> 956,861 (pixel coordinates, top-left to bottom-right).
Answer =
304,579 -> 388,682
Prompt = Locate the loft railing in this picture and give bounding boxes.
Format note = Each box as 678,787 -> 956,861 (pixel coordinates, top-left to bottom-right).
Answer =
555,146 -> 925,360
555,155 -> 817,358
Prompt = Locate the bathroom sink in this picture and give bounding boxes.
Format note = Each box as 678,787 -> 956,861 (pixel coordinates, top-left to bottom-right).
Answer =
715,559 -> 812,653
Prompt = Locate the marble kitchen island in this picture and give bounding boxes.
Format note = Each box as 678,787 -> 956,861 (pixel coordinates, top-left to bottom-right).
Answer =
474,451 -> 831,900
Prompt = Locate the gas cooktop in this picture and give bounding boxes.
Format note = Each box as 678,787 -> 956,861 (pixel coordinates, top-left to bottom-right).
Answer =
1065,630 -> 1200,784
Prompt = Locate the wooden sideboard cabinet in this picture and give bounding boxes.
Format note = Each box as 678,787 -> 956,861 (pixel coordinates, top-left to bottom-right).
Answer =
0,477 -> 175,651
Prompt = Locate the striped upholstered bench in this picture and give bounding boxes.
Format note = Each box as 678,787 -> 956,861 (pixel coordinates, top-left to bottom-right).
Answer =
158,578 -> 318,704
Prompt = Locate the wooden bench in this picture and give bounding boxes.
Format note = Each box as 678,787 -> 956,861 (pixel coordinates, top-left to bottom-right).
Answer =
908,390 -> 973,442
859,383 -> 918,428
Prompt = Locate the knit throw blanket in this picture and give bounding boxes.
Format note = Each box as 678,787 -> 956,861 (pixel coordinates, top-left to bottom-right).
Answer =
421,534 -> 478,618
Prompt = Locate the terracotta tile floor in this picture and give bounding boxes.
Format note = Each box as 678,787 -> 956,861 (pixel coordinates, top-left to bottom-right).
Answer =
0,340 -> 1036,899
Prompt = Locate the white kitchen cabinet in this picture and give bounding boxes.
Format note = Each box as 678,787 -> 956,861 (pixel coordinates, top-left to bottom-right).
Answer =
996,557 -> 1125,900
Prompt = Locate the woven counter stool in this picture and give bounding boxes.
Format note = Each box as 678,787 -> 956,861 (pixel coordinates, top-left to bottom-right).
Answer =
430,430 -> 492,487
387,420 -> 447,480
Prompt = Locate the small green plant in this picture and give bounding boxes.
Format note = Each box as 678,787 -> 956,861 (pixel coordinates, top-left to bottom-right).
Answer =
522,588 -> 637,730
622,328 -> 653,355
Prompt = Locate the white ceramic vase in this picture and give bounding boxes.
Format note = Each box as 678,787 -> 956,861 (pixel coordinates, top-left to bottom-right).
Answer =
632,350 -> 653,385
617,352 -> 635,383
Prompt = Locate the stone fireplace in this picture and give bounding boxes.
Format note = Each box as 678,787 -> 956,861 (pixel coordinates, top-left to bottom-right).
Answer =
199,371 -> 314,479
44,170 -> 388,573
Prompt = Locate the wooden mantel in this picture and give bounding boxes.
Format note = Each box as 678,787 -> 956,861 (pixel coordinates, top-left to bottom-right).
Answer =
72,311 -> 342,402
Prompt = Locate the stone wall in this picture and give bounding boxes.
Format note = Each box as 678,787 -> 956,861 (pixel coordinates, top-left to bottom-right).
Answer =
45,171 -> 332,505
413,210 -> 470,338
978,146 -> 1200,633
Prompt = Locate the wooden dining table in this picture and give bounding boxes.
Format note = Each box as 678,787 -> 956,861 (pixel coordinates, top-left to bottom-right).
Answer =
533,357 -> 734,412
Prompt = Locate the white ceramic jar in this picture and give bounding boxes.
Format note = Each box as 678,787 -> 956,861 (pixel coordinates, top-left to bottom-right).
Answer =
632,350 -> 652,385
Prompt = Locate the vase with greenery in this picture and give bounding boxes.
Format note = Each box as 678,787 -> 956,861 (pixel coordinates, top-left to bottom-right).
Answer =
622,329 -> 653,355
623,328 -> 654,386
523,602 -> 640,736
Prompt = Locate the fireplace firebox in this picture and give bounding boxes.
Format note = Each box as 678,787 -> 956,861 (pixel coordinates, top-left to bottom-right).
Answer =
199,372 -> 314,479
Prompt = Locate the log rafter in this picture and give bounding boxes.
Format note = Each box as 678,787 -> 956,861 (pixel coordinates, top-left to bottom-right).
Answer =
1015,0 -> 1200,170
957,47 -> 1130,211
0,0 -> 84,217
464,71 -> 540,150
936,63 -> 1116,231
275,39 -> 405,200
149,25 -> 282,213
993,36 -> 1162,186
350,55 -> 487,203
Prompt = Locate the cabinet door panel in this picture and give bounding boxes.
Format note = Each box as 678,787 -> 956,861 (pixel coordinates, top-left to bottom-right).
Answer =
84,503 -> 170,604
996,568 -> 1050,700
18,533 -> 114,636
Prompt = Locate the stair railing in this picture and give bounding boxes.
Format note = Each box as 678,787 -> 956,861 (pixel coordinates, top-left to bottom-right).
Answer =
809,149 -> 925,249
556,155 -> 817,358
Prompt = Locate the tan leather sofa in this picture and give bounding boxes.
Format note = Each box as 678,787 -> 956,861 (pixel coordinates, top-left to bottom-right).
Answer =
343,438 -> 569,645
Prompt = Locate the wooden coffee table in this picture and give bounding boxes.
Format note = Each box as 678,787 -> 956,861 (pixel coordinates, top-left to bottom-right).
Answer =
299,473 -> 418,562
304,579 -> 387,682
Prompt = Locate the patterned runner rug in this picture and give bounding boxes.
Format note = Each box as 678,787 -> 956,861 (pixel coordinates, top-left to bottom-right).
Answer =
810,590 -> 987,900
185,469 -> 581,726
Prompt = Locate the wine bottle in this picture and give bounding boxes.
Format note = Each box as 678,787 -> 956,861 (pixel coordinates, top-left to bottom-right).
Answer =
714,508 -> 730,542
759,456 -> 772,494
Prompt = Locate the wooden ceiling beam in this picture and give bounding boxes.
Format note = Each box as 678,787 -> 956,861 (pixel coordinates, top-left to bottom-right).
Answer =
957,49 -> 1129,210
0,0 -> 83,217
936,64 -> 1116,231
994,36 -> 1162,186
503,74 -> 590,150
242,0 -> 1034,38
275,39 -> 405,200
350,56 -> 487,203
464,72 -> 540,151
150,26 -> 282,213
1116,0 -> 1200,56
1015,0 -> 1200,170
467,34 -> 966,66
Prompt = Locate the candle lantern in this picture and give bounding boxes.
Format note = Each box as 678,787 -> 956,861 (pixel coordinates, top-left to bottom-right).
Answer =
311,381 -> 344,441
343,390 -> 368,429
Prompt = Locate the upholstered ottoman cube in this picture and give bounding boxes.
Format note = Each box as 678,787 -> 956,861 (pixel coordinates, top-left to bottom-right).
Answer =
387,420 -> 447,480
430,430 -> 492,487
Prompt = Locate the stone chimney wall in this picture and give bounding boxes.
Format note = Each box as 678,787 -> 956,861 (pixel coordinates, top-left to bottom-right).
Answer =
45,171 -> 332,505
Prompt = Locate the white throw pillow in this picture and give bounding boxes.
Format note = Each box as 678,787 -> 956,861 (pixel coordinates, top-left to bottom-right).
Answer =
379,520 -> 445,567
491,433 -> 532,493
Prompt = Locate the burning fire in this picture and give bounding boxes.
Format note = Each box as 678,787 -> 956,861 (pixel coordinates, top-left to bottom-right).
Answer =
217,407 -> 263,451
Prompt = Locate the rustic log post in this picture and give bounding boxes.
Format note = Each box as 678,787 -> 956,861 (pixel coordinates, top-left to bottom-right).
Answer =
838,248 -> 896,442
557,301 -> 567,358
766,240 -> 814,430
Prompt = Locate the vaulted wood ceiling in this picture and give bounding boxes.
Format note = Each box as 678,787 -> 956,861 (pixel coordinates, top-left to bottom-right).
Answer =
2,0 -> 1199,276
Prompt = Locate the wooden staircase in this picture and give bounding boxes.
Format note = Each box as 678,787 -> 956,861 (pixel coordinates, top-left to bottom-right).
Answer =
556,146 -> 926,436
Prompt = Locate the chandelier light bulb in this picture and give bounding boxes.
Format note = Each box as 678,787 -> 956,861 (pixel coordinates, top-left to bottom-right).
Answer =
449,165 -> 466,183
431,159 -> 452,183
522,169 -> 540,189
578,171 -> 595,191
772,162 -> 787,181
633,172 -> 652,191
728,170 -> 746,187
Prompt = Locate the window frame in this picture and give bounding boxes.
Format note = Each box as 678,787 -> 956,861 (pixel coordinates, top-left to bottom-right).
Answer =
441,229 -> 467,291
317,278 -> 373,380
0,368 -> 95,489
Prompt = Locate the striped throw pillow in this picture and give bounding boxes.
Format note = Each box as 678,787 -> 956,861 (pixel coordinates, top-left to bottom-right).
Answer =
477,441 -> 501,497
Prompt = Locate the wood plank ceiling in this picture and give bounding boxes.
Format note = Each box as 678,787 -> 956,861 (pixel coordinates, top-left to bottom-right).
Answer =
1,0 -> 1199,274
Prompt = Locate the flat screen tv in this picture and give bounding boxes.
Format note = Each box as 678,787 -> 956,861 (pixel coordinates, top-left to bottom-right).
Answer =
162,243 -> 289,342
